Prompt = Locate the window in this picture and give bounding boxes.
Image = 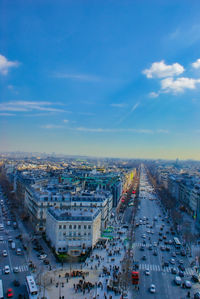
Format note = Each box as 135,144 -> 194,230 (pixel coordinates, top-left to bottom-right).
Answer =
84,225 -> 87,229
88,225 -> 91,229
78,225 -> 81,229
59,225 -> 62,229
74,225 -> 76,229
63,232 -> 66,236
63,225 -> 66,229
69,225 -> 72,229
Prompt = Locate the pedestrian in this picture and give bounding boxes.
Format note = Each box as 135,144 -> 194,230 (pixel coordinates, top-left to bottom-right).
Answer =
187,291 -> 190,297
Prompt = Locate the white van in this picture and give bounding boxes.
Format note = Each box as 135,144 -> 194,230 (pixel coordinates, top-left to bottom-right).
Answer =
11,242 -> 15,250
175,276 -> 182,285
16,248 -> 22,255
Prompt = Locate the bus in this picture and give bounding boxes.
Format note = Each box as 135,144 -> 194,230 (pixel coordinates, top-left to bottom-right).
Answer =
0,279 -> 4,299
173,237 -> 181,249
26,276 -> 38,299
132,271 -> 139,285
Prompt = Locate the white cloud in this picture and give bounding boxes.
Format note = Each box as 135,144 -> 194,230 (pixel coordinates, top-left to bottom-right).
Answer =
0,113 -> 15,116
192,58 -> 200,69
0,54 -> 19,75
131,102 -> 140,112
157,129 -> 169,134
41,124 -> 64,129
0,101 -> 68,113
110,103 -> 126,108
149,92 -> 159,98
53,72 -> 101,82
63,119 -> 69,123
74,127 -> 169,134
161,77 -> 200,93
143,60 -> 184,78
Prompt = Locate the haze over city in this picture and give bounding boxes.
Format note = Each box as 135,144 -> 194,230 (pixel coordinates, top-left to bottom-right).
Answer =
1,0 -> 200,159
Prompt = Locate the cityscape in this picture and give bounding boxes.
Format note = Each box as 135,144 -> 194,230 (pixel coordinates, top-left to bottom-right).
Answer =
1,1 -> 200,299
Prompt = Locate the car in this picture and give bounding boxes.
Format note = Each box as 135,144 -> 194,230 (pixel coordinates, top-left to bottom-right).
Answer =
164,261 -> 169,267
13,280 -> 20,287
194,292 -> 200,299
192,274 -> 199,282
179,271 -> 184,277
163,235 -> 167,239
43,259 -> 49,265
142,234 -> 146,239
0,236 -> 3,241
148,245 -> 153,250
171,252 -> 176,257
153,242 -> 157,247
39,254 -> 47,260
16,248 -> 22,255
147,230 -> 151,234
7,288 -> 13,298
171,268 -> 177,274
8,237 -> 13,243
160,246 -> 165,251
153,250 -> 158,256
13,266 -> 19,273
178,259 -> 184,264
174,276 -> 182,285
168,240 -> 173,245
181,250 -> 186,256
166,246 -> 170,252
170,258 -> 175,265
159,237 -> 162,241
2,249 -> 7,257
145,269 -> 150,275
178,265 -> 185,271
184,280 -> 192,288
142,255 -> 146,261
149,284 -> 156,293
140,246 -> 145,251
4,265 -> 10,274
151,231 -> 154,234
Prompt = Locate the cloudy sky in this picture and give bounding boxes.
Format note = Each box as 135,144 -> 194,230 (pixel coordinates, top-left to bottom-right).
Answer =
1,0 -> 200,159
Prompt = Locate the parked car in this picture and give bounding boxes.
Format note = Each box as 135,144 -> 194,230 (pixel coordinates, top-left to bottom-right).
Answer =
192,274 -> 199,283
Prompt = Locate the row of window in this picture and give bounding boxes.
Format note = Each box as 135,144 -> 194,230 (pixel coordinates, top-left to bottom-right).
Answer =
59,224 -> 91,229
61,232 -> 91,236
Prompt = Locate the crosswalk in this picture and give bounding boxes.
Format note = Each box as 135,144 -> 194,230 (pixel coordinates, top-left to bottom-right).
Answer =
139,263 -> 194,275
0,240 -> 6,244
133,242 -> 155,247
0,264 -> 29,274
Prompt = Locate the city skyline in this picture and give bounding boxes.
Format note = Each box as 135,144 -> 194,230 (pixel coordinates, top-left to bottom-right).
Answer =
1,0 -> 200,159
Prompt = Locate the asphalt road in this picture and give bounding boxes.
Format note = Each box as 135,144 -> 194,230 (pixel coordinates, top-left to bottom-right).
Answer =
132,165 -> 200,299
0,187 -> 29,298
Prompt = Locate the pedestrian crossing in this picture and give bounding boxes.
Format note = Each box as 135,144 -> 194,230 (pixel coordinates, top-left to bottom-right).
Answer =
139,263 -> 194,275
0,264 -> 29,274
0,240 -> 6,244
133,242 -> 154,248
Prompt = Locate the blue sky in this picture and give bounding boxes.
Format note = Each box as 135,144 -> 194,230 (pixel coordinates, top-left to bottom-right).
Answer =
1,0 -> 200,159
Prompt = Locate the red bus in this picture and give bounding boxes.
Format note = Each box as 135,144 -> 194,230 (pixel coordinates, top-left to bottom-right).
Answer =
132,271 -> 139,285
